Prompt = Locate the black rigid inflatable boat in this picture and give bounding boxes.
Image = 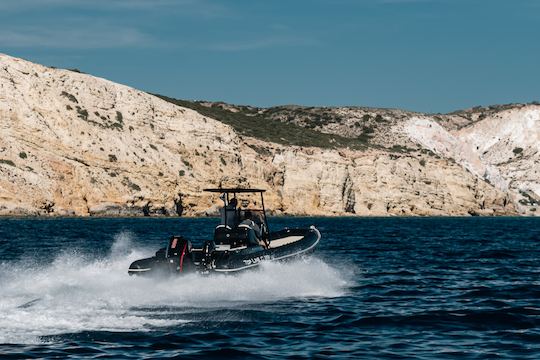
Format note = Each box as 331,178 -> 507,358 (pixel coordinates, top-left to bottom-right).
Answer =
128,188 -> 321,276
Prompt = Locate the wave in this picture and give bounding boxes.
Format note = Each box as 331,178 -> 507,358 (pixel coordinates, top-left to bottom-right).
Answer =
0,232 -> 349,344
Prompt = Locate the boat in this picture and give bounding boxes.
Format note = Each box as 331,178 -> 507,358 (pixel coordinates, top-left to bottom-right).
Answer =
128,188 -> 321,276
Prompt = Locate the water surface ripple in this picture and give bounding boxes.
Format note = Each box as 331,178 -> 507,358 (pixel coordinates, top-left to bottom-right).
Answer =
0,217 -> 539,359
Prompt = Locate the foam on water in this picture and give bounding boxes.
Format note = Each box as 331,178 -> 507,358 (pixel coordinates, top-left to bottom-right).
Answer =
0,232 -> 349,344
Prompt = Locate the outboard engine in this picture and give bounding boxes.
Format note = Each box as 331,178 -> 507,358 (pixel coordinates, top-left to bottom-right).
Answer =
166,236 -> 194,273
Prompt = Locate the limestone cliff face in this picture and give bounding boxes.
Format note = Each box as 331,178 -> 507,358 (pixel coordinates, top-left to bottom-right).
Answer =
0,54 -> 527,216
405,106 -> 539,215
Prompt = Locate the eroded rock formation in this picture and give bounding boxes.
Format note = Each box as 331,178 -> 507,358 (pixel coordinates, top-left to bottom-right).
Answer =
0,53 -> 535,216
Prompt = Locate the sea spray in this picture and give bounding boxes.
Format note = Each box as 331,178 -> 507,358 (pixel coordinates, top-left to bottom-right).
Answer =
0,233 -> 348,344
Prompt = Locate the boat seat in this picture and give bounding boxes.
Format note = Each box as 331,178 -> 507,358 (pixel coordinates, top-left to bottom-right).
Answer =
214,225 -> 250,250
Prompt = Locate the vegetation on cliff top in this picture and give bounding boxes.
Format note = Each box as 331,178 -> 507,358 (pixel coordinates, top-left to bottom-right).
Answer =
154,95 -> 370,149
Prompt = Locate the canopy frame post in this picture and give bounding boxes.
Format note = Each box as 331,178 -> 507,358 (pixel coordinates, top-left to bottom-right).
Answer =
260,192 -> 270,237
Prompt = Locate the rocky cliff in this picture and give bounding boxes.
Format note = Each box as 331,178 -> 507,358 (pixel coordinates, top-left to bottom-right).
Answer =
0,53 -> 536,216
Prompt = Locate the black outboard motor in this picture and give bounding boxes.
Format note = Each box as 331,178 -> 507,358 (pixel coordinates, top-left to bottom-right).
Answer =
166,236 -> 194,273
128,236 -> 195,276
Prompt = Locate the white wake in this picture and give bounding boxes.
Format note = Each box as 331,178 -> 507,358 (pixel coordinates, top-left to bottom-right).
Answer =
0,232 -> 349,344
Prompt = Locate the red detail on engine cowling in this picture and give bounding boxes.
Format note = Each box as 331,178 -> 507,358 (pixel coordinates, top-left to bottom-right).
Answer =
179,242 -> 187,272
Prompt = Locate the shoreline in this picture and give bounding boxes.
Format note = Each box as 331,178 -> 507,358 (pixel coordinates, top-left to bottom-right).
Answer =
0,213 -> 533,219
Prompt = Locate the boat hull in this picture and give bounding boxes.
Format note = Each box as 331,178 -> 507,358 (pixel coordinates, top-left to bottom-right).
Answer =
128,227 -> 321,276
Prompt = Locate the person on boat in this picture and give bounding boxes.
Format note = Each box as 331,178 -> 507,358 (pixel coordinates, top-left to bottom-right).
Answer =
252,211 -> 266,234
239,210 -> 264,247
220,197 -> 238,227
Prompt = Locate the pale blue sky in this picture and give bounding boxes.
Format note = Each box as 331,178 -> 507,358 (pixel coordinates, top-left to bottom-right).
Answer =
1,0 -> 539,113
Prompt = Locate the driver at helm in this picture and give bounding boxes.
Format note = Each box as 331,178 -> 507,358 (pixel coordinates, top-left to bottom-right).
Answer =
240,210 -> 265,247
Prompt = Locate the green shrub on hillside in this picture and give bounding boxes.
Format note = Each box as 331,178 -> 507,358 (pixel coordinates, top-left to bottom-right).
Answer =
76,106 -> 89,120
61,91 -> 78,103
0,159 -> 15,166
153,94 -> 368,150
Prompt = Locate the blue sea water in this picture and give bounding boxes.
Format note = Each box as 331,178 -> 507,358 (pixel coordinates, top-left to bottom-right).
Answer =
0,217 -> 539,359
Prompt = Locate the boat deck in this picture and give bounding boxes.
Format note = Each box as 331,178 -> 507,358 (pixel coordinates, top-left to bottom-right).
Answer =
268,235 -> 304,248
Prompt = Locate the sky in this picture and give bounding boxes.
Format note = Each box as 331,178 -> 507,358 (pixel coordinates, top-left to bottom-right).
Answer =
0,0 -> 539,113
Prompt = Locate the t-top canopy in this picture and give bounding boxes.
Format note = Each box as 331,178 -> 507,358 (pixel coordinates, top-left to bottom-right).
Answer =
203,188 -> 266,193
